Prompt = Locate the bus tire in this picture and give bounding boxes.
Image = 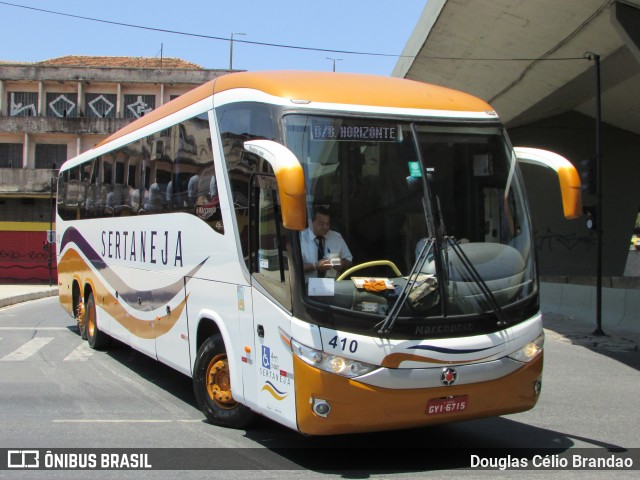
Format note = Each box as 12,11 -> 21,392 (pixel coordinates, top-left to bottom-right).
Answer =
85,291 -> 110,350
193,335 -> 254,429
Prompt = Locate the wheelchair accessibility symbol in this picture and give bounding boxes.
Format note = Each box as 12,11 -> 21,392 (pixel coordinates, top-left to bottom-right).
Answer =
261,345 -> 271,369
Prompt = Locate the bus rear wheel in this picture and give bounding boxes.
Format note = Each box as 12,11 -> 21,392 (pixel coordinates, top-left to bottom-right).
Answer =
85,291 -> 110,350
76,299 -> 87,340
193,335 -> 254,429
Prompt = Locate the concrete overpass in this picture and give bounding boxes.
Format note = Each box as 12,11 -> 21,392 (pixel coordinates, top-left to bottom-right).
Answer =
393,0 -> 640,279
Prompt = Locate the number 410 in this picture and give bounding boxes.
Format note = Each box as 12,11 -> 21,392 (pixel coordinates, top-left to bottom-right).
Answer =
328,335 -> 358,353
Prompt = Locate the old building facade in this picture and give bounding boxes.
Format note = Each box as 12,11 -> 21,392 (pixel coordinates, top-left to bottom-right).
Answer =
0,56 -> 227,282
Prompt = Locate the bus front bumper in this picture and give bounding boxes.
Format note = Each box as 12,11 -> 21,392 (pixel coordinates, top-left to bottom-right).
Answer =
293,353 -> 543,435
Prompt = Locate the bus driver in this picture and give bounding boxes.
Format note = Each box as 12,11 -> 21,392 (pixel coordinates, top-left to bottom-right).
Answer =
301,206 -> 352,278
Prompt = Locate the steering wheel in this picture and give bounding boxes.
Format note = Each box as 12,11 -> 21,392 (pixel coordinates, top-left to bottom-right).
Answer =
336,260 -> 402,281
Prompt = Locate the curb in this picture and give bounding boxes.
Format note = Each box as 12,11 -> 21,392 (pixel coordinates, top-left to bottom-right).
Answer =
0,289 -> 59,309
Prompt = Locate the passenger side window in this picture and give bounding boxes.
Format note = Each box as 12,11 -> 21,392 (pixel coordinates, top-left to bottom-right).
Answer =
57,111 -> 224,236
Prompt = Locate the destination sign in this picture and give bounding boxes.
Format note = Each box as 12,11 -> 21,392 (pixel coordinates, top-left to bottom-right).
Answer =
311,121 -> 398,142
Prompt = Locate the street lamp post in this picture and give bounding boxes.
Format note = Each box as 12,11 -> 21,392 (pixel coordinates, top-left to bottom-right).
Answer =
585,52 -> 605,336
230,32 -> 246,70
326,57 -> 342,72
48,163 -> 58,287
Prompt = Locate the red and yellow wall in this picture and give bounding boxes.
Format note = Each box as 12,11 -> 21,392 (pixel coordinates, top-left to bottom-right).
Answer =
0,221 -> 57,282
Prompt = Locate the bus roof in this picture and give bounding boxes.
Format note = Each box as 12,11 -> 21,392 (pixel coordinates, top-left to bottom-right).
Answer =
94,71 -> 494,149
213,71 -> 493,112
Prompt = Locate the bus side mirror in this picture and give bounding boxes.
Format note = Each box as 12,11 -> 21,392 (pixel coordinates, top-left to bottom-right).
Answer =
243,140 -> 307,230
514,147 -> 582,219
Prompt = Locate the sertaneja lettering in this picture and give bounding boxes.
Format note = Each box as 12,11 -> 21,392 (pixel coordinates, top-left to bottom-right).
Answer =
101,230 -> 183,267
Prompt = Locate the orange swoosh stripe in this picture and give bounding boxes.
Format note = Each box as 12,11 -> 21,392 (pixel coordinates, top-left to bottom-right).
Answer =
59,248 -> 186,339
381,352 -> 494,368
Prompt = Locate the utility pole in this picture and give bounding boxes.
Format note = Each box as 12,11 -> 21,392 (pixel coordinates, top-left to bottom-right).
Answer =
48,163 -> 57,287
585,52 -> 604,336
230,33 -> 246,70
326,57 -> 342,72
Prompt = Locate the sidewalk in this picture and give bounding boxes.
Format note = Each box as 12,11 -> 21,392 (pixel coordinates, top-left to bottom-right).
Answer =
540,281 -> 640,335
0,284 -> 59,309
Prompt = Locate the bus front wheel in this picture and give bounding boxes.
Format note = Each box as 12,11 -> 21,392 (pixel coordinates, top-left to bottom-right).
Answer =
193,335 -> 254,429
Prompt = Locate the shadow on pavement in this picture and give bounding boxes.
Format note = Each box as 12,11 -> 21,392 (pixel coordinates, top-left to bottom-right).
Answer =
241,415 -> 632,473
543,312 -> 640,371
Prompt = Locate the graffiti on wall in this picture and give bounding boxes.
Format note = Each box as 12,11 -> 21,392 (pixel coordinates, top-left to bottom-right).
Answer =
87,94 -> 116,118
125,94 -> 155,118
535,228 -> 596,252
0,232 -> 57,282
9,92 -> 37,116
47,93 -> 77,118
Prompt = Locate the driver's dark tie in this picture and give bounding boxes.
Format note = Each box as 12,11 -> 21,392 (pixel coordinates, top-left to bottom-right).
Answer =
316,236 -> 325,278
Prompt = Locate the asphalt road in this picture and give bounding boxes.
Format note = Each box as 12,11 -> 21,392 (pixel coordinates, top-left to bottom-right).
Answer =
0,297 -> 638,479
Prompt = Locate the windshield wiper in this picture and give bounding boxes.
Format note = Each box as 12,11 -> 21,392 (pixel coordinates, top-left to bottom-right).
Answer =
376,238 -> 435,335
431,185 -> 508,327
445,236 -> 509,327
376,123 -> 450,335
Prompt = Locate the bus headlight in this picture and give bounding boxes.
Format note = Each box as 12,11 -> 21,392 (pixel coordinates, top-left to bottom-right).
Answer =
291,339 -> 378,378
508,332 -> 544,363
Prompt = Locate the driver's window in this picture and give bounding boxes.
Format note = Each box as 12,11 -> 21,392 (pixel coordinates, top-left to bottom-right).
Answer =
249,173 -> 292,312
217,102 -> 276,268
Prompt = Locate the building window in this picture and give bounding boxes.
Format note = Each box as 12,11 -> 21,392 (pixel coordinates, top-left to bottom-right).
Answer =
8,92 -> 38,116
46,93 -> 78,118
0,143 -> 23,168
124,94 -> 155,119
35,144 -> 67,169
86,93 -> 117,118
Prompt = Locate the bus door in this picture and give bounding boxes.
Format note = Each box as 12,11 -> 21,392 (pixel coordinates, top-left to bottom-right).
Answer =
237,282 -> 257,409
246,173 -> 297,430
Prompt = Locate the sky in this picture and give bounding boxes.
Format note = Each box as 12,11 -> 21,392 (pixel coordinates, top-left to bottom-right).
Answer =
0,0 -> 426,76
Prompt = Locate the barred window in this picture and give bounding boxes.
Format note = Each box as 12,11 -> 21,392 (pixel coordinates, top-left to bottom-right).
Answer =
124,94 -> 155,119
46,93 -> 78,118
0,143 -> 23,168
8,92 -> 38,116
86,93 -> 117,118
35,144 -> 67,169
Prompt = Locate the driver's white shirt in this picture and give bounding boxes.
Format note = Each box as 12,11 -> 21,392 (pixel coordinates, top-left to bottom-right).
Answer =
300,228 -> 352,278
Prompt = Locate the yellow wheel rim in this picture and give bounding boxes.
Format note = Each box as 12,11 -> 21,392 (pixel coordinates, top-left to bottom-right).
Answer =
76,301 -> 86,333
205,354 -> 236,409
87,302 -> 96,338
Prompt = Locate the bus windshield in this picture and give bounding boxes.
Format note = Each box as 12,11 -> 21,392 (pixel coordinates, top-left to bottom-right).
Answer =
284,115 -> 536,333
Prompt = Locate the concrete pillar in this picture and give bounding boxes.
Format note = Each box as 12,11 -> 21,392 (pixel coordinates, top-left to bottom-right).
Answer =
23,132 -> 29,168
38,81 -> 44,116
0,80 -> 4,115
77,81 -> 84,117
160,83 -> 165,106
76,135 -> 82,157
117,83 -> 122,118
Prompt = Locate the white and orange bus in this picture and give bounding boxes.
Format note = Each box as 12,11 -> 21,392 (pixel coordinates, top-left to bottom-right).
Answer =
56,71 -> 581,435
